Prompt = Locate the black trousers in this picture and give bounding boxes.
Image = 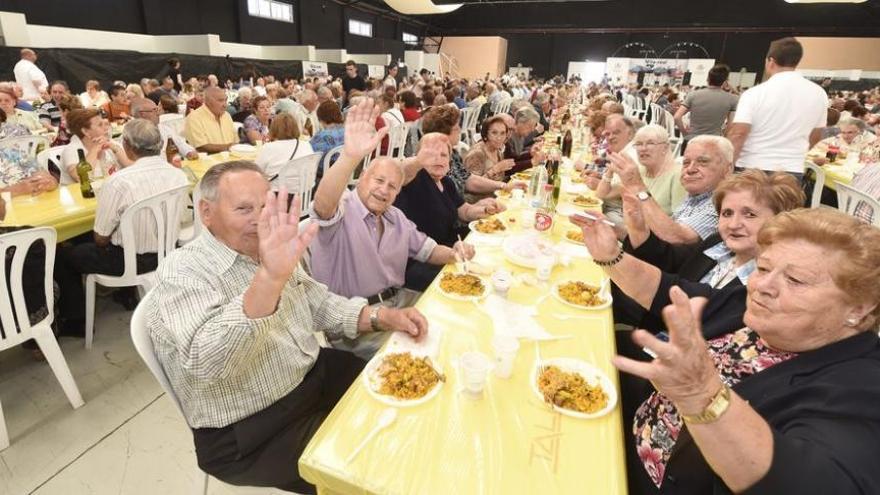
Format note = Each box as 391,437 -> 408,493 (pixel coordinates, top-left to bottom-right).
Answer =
192,348 -> 366,494
54,242 -> 157,323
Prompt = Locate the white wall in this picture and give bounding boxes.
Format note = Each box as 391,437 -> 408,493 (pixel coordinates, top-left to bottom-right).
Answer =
0,10 -> 382,65
405,50 -> 439,77
349,53 -> 391,65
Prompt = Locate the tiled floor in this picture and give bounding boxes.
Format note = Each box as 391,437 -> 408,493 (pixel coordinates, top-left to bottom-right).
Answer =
0,297 -> 289,495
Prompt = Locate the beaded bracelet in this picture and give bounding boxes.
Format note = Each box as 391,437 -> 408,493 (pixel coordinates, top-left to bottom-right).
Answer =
594,249 -> 624,267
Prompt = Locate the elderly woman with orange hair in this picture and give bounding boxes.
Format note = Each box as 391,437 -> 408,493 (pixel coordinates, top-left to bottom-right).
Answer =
574,206 -> 880,494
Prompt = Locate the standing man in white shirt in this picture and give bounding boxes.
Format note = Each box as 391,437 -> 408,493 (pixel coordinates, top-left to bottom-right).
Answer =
726,38 -> 827,180
13,48 -> 49,102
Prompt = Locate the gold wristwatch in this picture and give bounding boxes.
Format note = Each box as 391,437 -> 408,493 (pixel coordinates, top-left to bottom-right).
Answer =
681,384 -> 732,425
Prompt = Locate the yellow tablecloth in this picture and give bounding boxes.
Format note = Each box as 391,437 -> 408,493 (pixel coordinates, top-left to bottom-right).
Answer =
298,181 -> 627,495
823,161 -> 859,191
0,153 -> 249,241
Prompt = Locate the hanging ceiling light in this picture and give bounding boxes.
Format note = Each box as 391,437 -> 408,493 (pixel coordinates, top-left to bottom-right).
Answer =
384,0 -> 463,14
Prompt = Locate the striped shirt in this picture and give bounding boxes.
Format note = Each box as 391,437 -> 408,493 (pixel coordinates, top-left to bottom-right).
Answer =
671,191 -> 718,240
147,229 -> 365,428
850,165 -> 880,224
93,155 -> 188,252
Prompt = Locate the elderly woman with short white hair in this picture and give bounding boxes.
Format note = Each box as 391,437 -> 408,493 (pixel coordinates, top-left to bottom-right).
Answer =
624,124 -> 687,215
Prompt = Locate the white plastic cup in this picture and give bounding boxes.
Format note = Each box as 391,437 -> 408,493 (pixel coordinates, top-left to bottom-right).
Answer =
491,335 -> 520,379
535,253 -> 555,281
492,269 -> 513,298
511,189 -> 525,202
460,351 -> 492,397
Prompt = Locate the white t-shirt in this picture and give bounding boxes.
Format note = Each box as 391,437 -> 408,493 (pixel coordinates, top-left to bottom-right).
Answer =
733,71 -> 828,173
13,59 -> 48,101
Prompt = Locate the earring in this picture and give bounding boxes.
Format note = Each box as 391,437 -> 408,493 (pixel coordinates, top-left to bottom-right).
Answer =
846,317 -> 860,327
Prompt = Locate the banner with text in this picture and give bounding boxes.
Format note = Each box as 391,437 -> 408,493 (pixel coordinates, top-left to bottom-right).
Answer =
368,65 -> 386,79
302,61 -> 329,78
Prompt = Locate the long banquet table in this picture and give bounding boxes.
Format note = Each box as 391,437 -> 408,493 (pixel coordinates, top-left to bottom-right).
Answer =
0,152 -> 234,241
298,171 -> 628,495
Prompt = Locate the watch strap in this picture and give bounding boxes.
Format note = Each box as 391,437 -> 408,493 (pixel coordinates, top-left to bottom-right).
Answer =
681,383 -> 732,424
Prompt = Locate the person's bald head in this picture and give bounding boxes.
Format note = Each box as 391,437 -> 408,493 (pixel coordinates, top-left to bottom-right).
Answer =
129,97 -> 159,124
204,87 -> 227,116
356,157 -> 405,215
20,48 -> 36,62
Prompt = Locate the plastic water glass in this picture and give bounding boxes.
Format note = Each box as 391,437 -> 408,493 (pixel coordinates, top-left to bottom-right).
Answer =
535,254 -> 555,282
460,351 -> 492,397
492,335 -> 520,379
511,189 -> 525,203
520,208 -> 536,229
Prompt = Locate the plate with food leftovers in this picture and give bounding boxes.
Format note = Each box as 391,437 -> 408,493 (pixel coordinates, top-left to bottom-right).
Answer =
569,194 -> 603,208
364,352 -> 445,407
531,358 -> 616,419
552,280 -> 611,310
563,229 -> 584,245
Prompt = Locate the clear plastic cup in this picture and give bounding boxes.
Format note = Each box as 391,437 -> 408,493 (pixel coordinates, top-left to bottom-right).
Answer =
511,189 -> 525,202
460,351 -> 492,397
491,335 -> 520,379
492,269 -> 513,298
535,253 -> 555,281
520,208 -> 536,229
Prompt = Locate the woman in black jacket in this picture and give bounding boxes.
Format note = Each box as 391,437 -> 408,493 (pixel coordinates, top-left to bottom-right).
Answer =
574,207 -> 880,494
612,170 -> 804,333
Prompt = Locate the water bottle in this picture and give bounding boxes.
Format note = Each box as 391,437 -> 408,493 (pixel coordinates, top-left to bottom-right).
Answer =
528,165 -> 549,208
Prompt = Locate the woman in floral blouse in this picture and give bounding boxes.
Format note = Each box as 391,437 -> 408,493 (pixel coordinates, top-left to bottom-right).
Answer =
574,207 -> 880,494
243,95 -> 272,145
309,100 -> 345,169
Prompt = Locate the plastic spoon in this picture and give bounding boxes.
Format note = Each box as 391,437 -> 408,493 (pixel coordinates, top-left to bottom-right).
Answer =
346,408 -> 398,464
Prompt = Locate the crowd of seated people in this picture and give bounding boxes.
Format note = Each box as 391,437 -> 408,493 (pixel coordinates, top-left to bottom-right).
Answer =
3,38 -> 880,494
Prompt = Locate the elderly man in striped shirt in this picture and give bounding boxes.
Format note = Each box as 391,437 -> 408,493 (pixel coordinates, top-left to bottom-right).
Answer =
54,119 -> 188,335
147,157 -> 428,493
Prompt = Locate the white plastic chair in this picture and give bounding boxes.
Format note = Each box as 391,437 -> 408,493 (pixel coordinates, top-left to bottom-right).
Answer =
377,123 -> 411,160
804,162 -> 827,209
0,227 -> 85,450
85,184 -> 190,349
320,144 -> 345,177
178,180 -> 203,245
36,145 -> 65,172
130,290 -> 210,494
459,107 -> 480,145
277,153 -> 322,215
836,181 -> 880,227
492,99 -> 512,116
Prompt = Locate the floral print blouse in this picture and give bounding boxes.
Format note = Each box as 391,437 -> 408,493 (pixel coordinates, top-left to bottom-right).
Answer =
633,327 -> 797,488
0,146 -> 40,188
243,114 -> 270,144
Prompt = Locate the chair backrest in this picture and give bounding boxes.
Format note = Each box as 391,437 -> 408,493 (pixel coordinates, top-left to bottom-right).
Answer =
117,184 -> 190,279
0,227 -> 56,348
378,123 -> 412,160
298,217 -> 313,274
130,290 -> 188,420
190,179 -> 204,241
320,144 -> 345,176
803,162 -> 826,208
36,145 -> 66,172
836,181 -> 880,227
492,99 -> 512,116
277,152 -> 322,214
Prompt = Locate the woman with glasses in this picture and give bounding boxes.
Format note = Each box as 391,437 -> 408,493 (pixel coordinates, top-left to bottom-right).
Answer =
627,124 -> 688,215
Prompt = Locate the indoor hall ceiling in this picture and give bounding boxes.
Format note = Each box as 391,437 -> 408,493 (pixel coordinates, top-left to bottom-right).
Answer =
355,0 -> 880,35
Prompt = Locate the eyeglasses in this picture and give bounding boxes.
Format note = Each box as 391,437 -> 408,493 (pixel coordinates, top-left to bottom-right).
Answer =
632,141 -> 668,148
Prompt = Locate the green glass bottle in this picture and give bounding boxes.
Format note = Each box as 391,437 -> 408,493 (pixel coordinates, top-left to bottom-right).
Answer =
76,149 -> 95,198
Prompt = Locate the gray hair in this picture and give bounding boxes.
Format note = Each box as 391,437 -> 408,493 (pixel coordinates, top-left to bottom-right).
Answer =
316,86 -> 333,99
298,89 -> 317,103
689,135 -> 734,165
199,161 -> 265,202
534,92 -> 551,105
635,124 -> 667,143
237,87 -> 253,99
121,119 -> 162,157
514,106 -> 540,125
839,117 -> 866,131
